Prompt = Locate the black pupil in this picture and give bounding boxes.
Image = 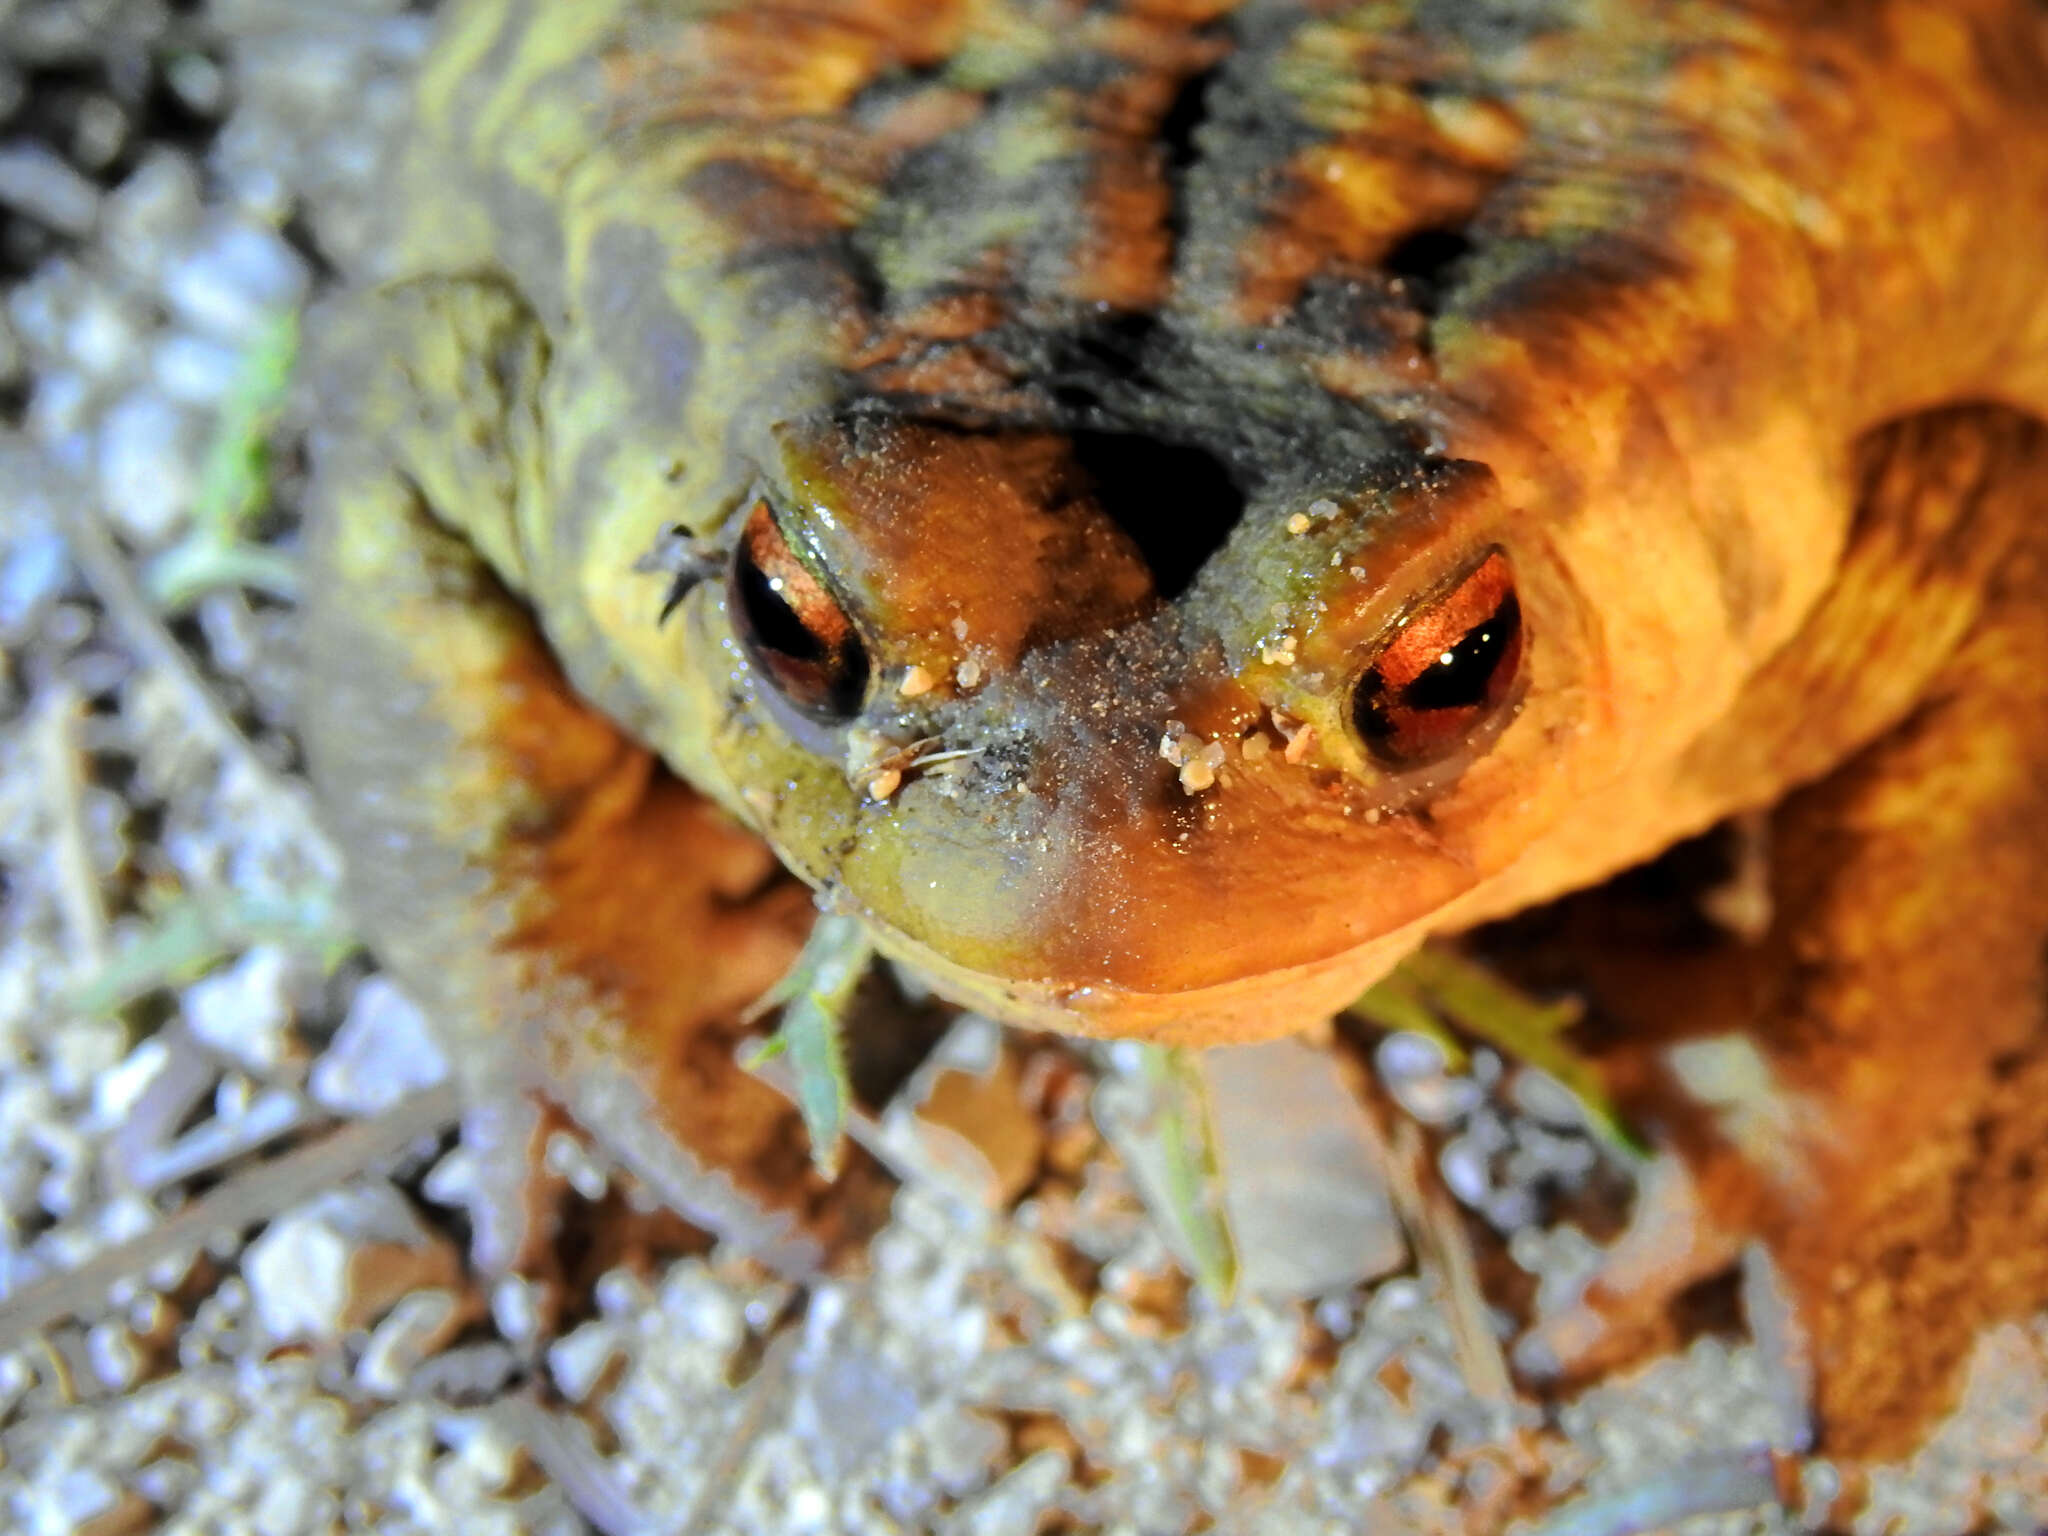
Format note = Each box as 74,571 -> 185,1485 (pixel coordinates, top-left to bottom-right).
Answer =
731,537 -> 869,720
1398,591 -> 1519,713
736,554 -> 826,666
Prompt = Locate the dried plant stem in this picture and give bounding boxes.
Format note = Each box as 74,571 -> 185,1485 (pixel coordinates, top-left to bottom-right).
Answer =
1355,1076 -> 1515,1406
35,682 -> 109,970
0,1083 -> 460,1352
492,1395 -> 656,1536
59,492 -> 331,860
1523,1446 -> 1791,1536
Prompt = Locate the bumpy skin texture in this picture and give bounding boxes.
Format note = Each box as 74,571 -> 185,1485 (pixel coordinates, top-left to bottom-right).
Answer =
305,0 -> 2048,1458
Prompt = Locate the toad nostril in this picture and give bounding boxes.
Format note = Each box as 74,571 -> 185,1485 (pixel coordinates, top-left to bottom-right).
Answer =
729,500 -> 871,723
1383,224 -> 1475,317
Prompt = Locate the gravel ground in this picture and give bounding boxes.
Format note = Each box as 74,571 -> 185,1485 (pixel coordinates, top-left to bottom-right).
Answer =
0,3 -> 2043,1533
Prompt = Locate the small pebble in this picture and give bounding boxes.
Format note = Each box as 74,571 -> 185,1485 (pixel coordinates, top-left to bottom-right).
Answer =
70,95 -> 130,171
102,150 -> 203,278
356,1288 -> 462,1397
1376,1031 -> 1449,1083
182,945 -> 296,1076
1159,720 -> 1191,767
1438,1135 -> 1493,1208
85,1320 -> 143,1391
490,1275 -> 545,1345
96,389 -> 194,541
92,1036 -> 171,1125
64,290 -> 137,378
152,330 -> 242,404
0,1352 -> 31,1410
164,53 -> 228,118
43,1469 -> 146,1536
0,519 -> 70,639
549,1320 -> 627,1403
1510,1067 -> 1589,1129
542,1128 -> 608,1201
1387,1064 -> 1482,1126
0,141 -> 101,236
30,367 -> 90,444
594,1268 -> 653,1318
243,1183 -> 462,1344
308,975 -> 448,1117
162,218 -> 308,342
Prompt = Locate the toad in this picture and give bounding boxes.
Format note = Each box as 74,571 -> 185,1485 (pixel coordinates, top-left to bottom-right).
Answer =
303,0 -> 2048,1461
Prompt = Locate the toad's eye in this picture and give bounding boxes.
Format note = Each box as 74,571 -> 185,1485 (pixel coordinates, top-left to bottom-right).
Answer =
1351,550 -> 1523,768
729,500 -> 870,722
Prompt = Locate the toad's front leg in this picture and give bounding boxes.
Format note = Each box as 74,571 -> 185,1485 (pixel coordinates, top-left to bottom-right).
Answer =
303,278 -> 836,1272
1526,407 -> 2048,1463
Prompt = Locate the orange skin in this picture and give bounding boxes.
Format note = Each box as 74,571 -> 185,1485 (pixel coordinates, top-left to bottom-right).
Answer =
305,0 -> 2048,1460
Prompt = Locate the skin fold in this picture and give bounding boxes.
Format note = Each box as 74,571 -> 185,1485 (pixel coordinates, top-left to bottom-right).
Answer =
303,0 -> 2048,1459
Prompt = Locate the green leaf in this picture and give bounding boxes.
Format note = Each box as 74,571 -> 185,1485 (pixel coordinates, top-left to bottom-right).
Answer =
1140,1044 -> 1240,1300
65,883 -> 354,1019
1348,966 -> 1467,1069
1349,946 -> 1649,1160
145,310 -> 303,611
146,540 -> 303,611
193,310 -> 299,537
747,913 -> 873,1177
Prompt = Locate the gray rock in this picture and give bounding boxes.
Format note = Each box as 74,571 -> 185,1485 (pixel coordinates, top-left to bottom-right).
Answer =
0,513 -> 70,641
1511,1066 -> 1593,1130
1378,1031 -> 1483,1125
243,1182 -> 460,1344
307,974 -> 448,1117
102,150 -> 203,284
70,94 -> 129,172
162,52 -> 226,119
63,288 -> 138,380
1206,1040 -> 1410,1298
1438,1132 -> 1494,1209
549,1318 -> 628,1404
1104,1041 -> 1409,1300
941,1449 -> 1070,1536
181,945 -> 296,1077
150,330 -> 240,404
96,388 -> 194,542
354,1287 -> 462,1397
0,140 -> 101,236
162,218 -> 307,343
